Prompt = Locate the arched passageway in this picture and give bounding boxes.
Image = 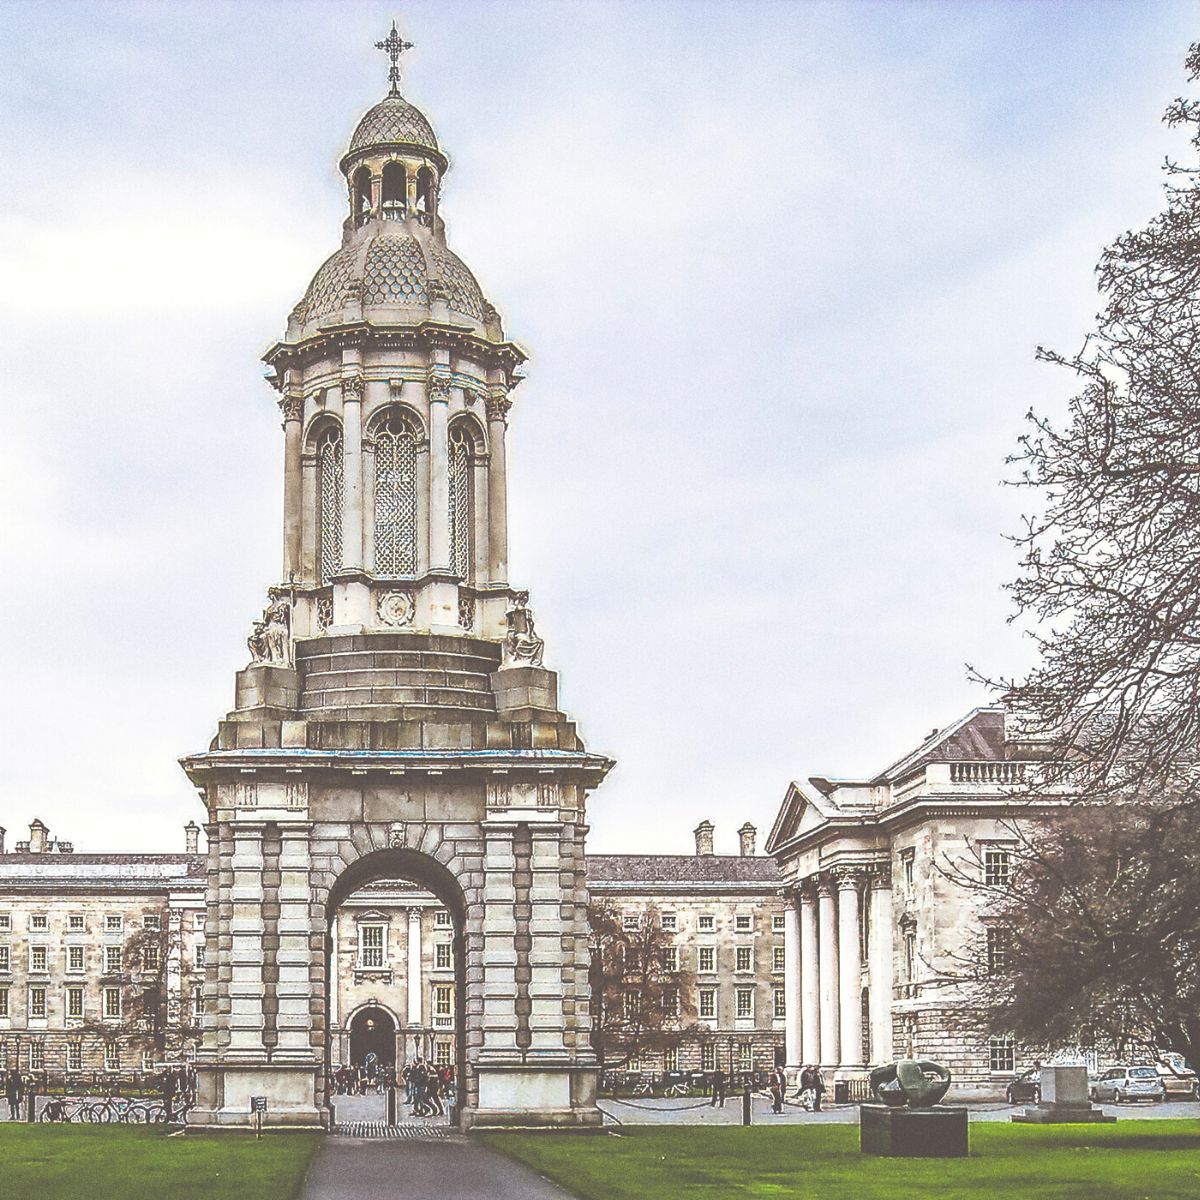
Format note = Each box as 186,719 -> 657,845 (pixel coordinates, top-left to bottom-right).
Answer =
325,848 -> 468,1127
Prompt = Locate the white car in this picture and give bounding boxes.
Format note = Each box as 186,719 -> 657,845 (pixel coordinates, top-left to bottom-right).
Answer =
1089,1066 -> 1166,1104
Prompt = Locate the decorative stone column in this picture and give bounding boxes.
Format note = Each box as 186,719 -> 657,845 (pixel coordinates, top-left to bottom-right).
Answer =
335,367 -> 371,627
280,389 -> 304,581
783,892 -> 801,1068
407,907 -> 423,1028
817,878 -> 840,1066
427,372 -> 451,573
799,885 -> 820,1064
228,825 -> 267,1057
274,824 -> 316,1059
835,869 -> 864,1067
868,866 -> 895,1065
478,824 -> 520,1059
329,915 -> 339,1035
485,391 -> 511,585
527,823 -> 567,1057
340,371 -> 365,571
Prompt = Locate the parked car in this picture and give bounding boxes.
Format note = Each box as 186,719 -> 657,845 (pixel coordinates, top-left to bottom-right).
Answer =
1089,1066 -> 1166,1104
1005,1068 -> 1041,1106
1157,1065 -> 1200,1100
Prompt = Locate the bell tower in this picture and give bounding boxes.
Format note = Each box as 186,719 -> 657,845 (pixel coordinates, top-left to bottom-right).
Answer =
182,25 -> 613,1131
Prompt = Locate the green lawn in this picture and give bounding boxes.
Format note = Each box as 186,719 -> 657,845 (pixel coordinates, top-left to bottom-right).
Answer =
485,1121 -> 1200,1200
0,1126 -> 320,1200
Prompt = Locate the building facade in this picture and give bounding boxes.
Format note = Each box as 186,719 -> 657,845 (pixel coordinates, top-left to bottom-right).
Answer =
767,704 -> 1048,1097
0,821 -> 205,1075
0,820 -> 787,1082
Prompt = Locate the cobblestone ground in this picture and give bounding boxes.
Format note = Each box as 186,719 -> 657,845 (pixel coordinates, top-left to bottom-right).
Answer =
598,1092 -> 1200,1125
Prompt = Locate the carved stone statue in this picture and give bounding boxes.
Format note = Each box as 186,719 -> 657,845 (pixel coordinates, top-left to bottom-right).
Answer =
501,590 -> 544,669
248,588 -> 293,668
869,1060 -> 952,1108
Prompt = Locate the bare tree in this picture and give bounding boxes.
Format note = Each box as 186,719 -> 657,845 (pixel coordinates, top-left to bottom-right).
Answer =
82,920 -> 200,1069
958,44 -> 1200,1071
588,901 -> 696,1074
983,43 -> 1200,807
942,804 -> 1200,1071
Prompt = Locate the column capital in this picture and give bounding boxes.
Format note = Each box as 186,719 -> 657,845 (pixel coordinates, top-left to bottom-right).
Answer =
867,862 -> 892,889
832,866 -> 867,890
485,391 -> 512,424
278,393 -> 303,423
341,371 -> 365,402
815,875 -> 837,899
426,370 -> 452,402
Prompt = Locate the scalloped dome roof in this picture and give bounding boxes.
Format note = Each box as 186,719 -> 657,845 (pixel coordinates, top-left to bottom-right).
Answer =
294,225 -> 485,333
349,95 -> 439,155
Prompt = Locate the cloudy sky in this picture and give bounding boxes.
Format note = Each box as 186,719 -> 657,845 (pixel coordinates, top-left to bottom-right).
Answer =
0,0 -> 1195,856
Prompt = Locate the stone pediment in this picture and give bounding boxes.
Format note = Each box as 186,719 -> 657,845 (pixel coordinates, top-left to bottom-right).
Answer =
765,782 -> 838,854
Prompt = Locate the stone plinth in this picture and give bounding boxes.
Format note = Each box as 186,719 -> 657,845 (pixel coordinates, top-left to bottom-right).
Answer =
1012,1066 -> 1116,1124
860,1104 -> 969,1157
490,666 -> 558,715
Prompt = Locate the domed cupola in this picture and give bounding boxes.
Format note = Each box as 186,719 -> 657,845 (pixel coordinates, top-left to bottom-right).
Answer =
286,21 -> 497,343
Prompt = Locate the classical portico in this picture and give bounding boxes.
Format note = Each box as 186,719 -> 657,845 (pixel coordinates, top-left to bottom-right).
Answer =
181,32 -> 611,1130
778,866 -> 893,1075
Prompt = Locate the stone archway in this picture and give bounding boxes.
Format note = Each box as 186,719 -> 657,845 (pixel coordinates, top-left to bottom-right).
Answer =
326,846 -> 470,1123
349,1006 -> 396,1069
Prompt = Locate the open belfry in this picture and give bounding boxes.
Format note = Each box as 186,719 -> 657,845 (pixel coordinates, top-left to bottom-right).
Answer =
180,26 -> 613,1129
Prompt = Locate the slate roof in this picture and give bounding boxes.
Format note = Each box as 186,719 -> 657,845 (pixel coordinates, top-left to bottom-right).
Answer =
587,854 -> 782,889
0,854 -> 205,891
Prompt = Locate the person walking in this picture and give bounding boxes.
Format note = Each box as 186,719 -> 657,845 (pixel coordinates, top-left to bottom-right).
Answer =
426,1063 -> 445,1117
769,1065 -> 786,1114
5,1071 -> 22,1121
710,1067 -> 727,1107
810,1065 -> 826,1112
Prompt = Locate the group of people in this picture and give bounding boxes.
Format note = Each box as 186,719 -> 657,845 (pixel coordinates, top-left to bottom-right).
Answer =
706,1064 -> 827,1114
330,1063 -> 397,1095
329,1058 -> 456,1118
402,1058 -> 455,1117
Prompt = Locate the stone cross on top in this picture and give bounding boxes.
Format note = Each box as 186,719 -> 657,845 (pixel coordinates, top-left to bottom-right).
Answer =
375,20 -> 415,97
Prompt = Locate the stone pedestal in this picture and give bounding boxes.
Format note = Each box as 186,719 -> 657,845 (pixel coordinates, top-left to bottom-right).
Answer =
1012,1066 -> 1116,1124
490,666 -> 558,715
860,1104 -> 969,1157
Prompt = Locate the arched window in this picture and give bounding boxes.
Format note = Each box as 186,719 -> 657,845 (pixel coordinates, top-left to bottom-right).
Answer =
373,409 -> 420,576
316,425 -> 344,586
416,166 -> 434,215
352,167 -> 372,227
448,424 -> 476,580
381,162 -> 406,221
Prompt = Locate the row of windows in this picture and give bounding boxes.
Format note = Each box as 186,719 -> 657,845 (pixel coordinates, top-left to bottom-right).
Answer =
0,943 -> 196,974
0,984 -> 123,1020
0,913 -> 163,933
622,912 -> 787,933
316,414 -> 481,587
627,1043 -> 759,1074
0,1039 -> 143,1072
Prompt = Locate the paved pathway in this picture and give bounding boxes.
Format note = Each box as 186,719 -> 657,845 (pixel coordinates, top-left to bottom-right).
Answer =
300,1134 -> 576,1200
598,1091 -> 1200,1126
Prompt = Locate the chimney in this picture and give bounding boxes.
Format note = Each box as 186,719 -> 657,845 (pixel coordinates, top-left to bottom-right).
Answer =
738,822 -> 757,857
29,819 -> 48,854
184,821 -> 201,855
693,820 -> 715,856
0,827 -> 5,854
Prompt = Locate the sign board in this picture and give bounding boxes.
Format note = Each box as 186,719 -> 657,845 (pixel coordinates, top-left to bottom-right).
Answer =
251,1096 -> 268,1114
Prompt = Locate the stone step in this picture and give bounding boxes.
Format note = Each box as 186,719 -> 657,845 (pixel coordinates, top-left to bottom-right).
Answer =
302,668 -> 492,693
299,650 -> 502,677
300,686 -> 496,712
